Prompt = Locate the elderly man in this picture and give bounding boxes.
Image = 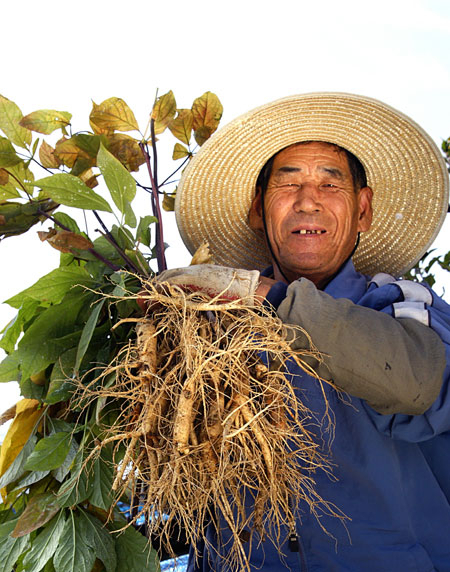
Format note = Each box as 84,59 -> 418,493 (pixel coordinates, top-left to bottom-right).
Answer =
163,94 -> 450,570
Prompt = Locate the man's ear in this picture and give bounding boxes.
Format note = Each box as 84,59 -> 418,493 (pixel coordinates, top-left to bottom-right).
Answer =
248,189 -> 265,233
357,186 -> 373,233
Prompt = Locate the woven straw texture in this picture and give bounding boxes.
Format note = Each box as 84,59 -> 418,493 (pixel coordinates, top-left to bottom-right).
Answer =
175,93 -> 449,278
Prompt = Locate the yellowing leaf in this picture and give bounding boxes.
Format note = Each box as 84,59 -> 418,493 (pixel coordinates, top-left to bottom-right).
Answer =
38,229 -> 94,253
0,137 -> 22,168
0,95 -> 32,149
151,91 -> 176,135
0,399 -> 42,498
172,143 -> 190,161
162,191 -> 176,212
90,98 -> 139,134
168,108 -> 193,145
39,140 -> 61,169
0,168 -> 9,185
54,137 -> 92,169
20,110 -> 72,135
192,92 -> 223,145
107,133 -> 145,172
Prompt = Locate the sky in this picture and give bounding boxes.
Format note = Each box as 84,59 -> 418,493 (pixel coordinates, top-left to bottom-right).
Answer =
1,0 -> 450,430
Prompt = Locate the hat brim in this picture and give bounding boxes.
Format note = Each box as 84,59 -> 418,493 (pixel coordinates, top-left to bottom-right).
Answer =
175,93 -> 449,277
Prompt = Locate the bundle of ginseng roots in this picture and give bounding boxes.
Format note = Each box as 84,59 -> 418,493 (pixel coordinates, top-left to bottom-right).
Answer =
75,279 -> 339,571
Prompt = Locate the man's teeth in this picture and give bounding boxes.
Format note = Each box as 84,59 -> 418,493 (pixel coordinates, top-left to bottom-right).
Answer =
296,229 -> 324,234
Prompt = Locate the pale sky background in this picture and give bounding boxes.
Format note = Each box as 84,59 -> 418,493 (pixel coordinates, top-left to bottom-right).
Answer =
1,0 -> 450,432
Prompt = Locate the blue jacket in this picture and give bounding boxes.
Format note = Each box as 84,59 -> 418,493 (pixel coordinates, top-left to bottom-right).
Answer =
188,261 -> 450,571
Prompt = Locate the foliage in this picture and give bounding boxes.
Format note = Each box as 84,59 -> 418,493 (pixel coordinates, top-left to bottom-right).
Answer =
0,90 -> 223,571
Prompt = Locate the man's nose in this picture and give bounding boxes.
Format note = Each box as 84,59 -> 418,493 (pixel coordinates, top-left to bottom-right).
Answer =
292,182 -> 322,213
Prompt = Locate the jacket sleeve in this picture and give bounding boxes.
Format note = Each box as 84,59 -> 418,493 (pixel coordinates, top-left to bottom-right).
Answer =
274,278 -> 447,422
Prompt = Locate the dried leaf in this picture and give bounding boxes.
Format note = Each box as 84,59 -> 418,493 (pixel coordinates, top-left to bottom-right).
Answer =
11,492 -> 60,537
0,168 -> 8,185
79,168 -> 98,189
168,108 -> 193,145
192,91 -> 223,145
194,125 -> 214,146
0,404 -> 16,426
190,242 -> 213,265
90,97 -> 139,133
19,110 -> 72,135
38,230 -> 94,253
107,133 -> 145,172
39,140 -> 61,169
151,91 -> 176,135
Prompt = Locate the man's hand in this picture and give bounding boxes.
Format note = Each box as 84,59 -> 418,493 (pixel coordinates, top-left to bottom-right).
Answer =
156,264 -> 261,303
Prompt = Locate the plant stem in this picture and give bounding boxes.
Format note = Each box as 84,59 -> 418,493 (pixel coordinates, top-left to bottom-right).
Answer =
139,137 -> 167,273
92,211 -> 140,273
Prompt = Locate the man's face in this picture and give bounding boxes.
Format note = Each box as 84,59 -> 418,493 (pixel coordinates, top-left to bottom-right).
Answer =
249,142 -> 373,287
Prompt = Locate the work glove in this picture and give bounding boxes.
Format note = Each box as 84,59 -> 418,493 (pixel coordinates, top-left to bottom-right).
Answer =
156,264 -> 261,304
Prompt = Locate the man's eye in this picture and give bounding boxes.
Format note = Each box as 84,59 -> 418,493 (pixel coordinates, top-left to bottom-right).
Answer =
322,183 -> 338,191
274,183 -> 300,191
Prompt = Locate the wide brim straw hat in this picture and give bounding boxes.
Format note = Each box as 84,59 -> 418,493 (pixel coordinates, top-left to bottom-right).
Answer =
175,93 -> 449,278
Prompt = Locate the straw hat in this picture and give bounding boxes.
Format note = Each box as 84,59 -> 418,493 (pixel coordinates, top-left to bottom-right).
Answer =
175,93 -> 449,277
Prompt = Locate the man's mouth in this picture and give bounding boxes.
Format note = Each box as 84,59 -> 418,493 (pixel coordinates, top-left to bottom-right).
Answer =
292,229 -> 326,235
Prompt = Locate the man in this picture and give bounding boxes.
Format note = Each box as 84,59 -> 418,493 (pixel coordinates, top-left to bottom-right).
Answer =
161,93 -> 450,570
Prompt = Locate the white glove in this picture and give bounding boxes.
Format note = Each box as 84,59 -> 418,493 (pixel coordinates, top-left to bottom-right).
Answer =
156,264 -> 260,303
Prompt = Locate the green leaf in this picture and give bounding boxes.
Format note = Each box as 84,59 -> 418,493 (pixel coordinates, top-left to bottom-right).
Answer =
0,532 -> 29,572
22,512 -> 66,572
53,212 -> 81,233
74,299 -> 105,375
136,215 -> 157,247
0,352 -> 20,383
5,266 -> 96,309
14,290 -> 90,380
20,110 -> 72,135
0,181 -> 21,200
0,515 -> 19,539
0,161 -> 35,198
35,173 -> 112,212
57,450 -> 96,508
89,454 -> 114,511
52,438 -> 78,482
115,525 -> 159,572
97,143 -> 136,225
0,299 -> 39,354
14,469 -> 50,490
53,511 -> 96,572
12,492 -> 61,537
79,512 -> 116,572
24,433 -> 72,472
0,435 -> 36,489
0,95 -> 32,148
0,136 -> 22,168
45,348 -> 77,405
